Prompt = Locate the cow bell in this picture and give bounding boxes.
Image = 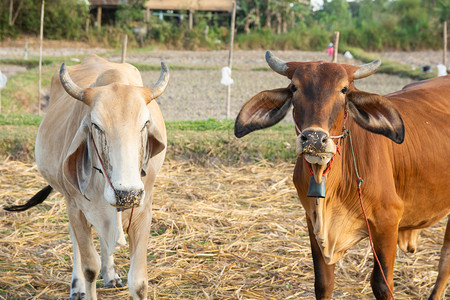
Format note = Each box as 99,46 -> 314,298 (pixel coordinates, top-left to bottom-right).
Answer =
307,176 -> 326,198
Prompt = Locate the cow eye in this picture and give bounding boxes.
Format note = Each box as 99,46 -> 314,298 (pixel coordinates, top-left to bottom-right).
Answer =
290,85 -> 297,93
341,87 -> 348,94
92,123 -> 102,132
142,120 -> 150,131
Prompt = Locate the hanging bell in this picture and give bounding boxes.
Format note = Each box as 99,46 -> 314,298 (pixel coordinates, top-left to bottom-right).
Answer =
307,176 -> 326,198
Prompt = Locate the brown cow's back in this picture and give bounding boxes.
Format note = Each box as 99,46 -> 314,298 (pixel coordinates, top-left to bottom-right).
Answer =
388,75 -> 450,228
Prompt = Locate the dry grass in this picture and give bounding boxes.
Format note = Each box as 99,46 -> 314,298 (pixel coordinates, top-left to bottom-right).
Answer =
1,158 -> 448,299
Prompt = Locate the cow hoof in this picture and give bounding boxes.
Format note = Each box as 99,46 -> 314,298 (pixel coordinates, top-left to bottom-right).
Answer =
105,278 -> 124,288
69,292 -> 86,300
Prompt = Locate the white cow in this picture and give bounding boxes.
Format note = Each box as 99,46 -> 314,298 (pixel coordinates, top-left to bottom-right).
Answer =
5,55 -> 169,300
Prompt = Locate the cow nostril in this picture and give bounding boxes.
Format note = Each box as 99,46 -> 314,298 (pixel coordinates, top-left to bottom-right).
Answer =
300,135 -> 308,142
322,137 -> 328,144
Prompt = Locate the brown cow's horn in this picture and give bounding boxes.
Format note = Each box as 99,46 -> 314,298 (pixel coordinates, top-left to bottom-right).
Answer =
265,51 -> 288,76
353,59 -> 381,80
59,63 -> 86,101
150,62 -> 170,99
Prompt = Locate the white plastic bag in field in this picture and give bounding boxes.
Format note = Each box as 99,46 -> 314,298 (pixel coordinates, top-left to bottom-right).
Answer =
0,71 -> 7,89
344,51 -> 353,59
221,66 -> 234,86
437,64 -> 448,77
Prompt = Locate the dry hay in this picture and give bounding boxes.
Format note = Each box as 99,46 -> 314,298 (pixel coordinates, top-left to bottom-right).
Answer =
0,158 -> 448,299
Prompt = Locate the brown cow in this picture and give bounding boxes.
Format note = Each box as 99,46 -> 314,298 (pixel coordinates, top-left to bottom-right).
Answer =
235,51 -> 450,299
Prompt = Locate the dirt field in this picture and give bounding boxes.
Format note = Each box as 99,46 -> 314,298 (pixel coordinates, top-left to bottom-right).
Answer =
1,41 -> 437,119
110,50 -> 416,121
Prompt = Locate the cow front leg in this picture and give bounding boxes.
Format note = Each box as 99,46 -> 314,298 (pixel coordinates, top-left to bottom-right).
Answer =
99,237 -> 123,288
67,206 -> 101,300
126,207 -> 152,299
307,218 -> 336,299
429,216 -> 450,300
69,224 -> 86,300
369,223 -> 398,300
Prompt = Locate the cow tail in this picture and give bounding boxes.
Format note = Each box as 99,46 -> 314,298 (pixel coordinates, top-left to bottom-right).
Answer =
3,185 -> 53,212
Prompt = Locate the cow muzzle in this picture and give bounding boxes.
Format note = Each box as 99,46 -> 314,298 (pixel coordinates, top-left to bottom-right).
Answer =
113,189 -> 144,209
296,129 -> 336,184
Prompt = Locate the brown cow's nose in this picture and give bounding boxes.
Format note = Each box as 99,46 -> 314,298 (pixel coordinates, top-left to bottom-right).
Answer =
301,130 -> 328,153
114,189 -> 144,208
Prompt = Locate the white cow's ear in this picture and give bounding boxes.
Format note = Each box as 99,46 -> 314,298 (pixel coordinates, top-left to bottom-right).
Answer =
234,88 -> 292,138
347,89 -> 405,144
141,122 -> 165,177
63,120 -> 92,194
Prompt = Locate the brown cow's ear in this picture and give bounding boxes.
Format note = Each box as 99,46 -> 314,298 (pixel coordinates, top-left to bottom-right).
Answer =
63,119 -> 92,194
235,88 -> 292,138
347,90 -> 405,144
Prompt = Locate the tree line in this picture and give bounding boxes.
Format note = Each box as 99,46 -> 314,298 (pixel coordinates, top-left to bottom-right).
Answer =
0,0 -> 449,51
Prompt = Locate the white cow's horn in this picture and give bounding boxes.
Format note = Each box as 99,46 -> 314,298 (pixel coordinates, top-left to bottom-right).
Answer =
150,62 -> 170,99
59,62 -> 86,101
353,59 -> 381,80
265,51 -> 288,76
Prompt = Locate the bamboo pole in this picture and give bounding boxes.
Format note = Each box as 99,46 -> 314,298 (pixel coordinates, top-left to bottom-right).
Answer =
226,1 -> 236,120
444,21 -> 447,67
189,10 -> 194,30
97,6 -> 102,29
24,40 -> 28,60
38,0 -> 45,116
332,31 -> 339,63
9,0 -> 13,26
121,34 -> 128,63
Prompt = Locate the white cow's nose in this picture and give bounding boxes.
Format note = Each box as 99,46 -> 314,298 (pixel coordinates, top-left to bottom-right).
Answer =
113,189 -> 144,208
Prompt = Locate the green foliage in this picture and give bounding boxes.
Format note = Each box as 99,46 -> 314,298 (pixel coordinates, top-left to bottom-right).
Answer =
116,0 -> 145,26
1,0 -> 446,51
435,0 -> 450,22
0,0 -> 89,40
342,0 -> 442,50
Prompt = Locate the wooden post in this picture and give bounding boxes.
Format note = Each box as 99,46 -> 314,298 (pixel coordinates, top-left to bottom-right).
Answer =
189,10 -> 194,30
97,6 -> 102,29
226,1 -> 237,119
145,8 -> 150,22
332,31 -> 339,63
86,18 -> 90,33
38,0 -> 45,116
444,21 -> 447,67
9,0 -> 13,25
121,34 -> 128,63
24,40 -> 28,60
